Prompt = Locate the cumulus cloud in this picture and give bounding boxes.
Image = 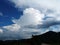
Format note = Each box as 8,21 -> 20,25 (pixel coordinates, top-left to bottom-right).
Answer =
12,8 -> 44,26
0,0 -> 60,40
3,24 -> 21,32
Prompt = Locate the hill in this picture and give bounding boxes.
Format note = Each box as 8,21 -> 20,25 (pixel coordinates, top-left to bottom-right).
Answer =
0,31 -> 60,45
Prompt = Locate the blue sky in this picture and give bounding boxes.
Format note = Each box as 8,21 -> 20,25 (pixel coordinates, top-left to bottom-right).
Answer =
0,0 -> 23,26
0,0 -> 60,40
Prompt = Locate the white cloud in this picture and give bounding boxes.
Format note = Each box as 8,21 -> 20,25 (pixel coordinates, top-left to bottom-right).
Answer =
9,0 -> 60,12
0,29 -> 3,33
3,24 -> 21,32
13,8 -> 44,26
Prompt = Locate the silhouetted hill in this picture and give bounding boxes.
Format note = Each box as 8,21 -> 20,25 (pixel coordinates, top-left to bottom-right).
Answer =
32,31 -> 59,43
0,31 -> 60,45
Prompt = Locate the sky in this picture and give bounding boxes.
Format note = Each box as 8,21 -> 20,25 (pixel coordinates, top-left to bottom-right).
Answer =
0,0 -> 60,40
